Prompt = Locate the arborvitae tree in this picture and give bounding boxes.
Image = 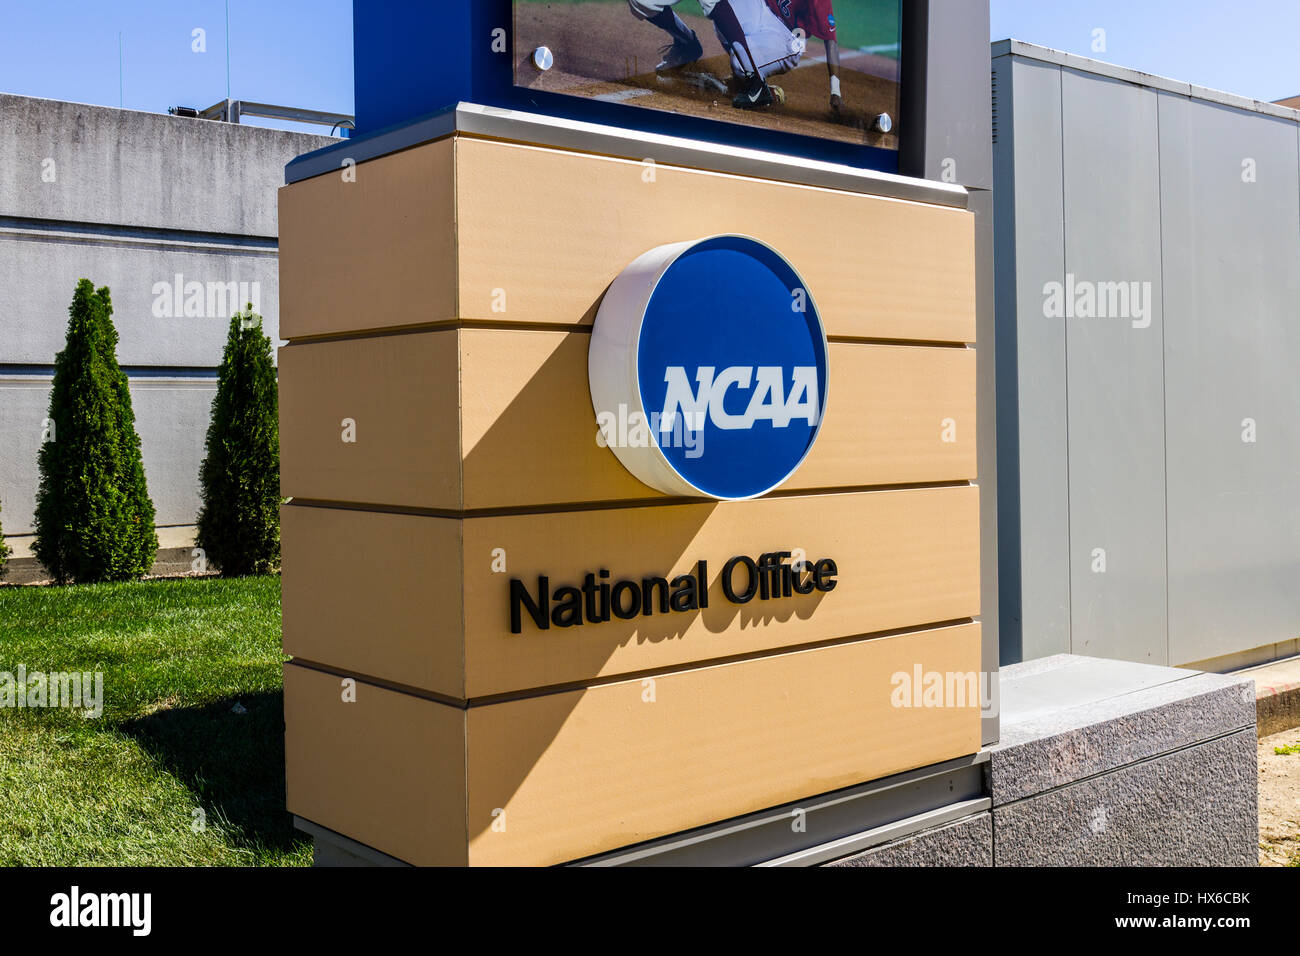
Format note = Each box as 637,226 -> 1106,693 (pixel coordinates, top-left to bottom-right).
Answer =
195,308 -> 280,577
0,499 -> 10,581
33,280 -> 158,583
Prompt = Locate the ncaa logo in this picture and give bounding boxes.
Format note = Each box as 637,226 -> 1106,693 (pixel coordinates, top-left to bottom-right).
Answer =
589,235 -> 828,500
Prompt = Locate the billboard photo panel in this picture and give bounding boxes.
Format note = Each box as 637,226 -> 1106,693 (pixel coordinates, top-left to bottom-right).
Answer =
513,0 -> 901,151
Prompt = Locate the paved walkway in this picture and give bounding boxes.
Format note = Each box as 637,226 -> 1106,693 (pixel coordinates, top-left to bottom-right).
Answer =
1239,655 -> 1300,737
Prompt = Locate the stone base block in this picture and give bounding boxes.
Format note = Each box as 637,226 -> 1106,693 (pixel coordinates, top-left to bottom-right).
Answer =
989,654 -> 1257,866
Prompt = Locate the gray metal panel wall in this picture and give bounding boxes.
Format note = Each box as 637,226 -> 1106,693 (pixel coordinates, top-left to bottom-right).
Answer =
991,52 -> 1021,665
912,0 -> 994,189
996,42 -> 1300,668
1157,94 -> 1300,665
1060,71 -> 1168,664
994,56 -> 1071,663
903,0 -> 997,743
970,184 -> 999,743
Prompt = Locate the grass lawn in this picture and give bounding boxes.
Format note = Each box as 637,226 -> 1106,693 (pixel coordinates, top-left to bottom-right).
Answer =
0,576 -> 308,866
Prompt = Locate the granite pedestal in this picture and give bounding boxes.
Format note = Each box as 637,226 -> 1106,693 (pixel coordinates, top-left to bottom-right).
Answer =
830,654 -> 1257,867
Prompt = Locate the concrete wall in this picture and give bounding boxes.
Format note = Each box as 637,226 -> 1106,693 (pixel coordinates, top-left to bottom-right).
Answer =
0,93 -> 332,550
993,41 -> 1300,669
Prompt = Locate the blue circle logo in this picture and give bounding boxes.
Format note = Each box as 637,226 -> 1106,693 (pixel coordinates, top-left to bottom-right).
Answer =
589,235 -> 829,501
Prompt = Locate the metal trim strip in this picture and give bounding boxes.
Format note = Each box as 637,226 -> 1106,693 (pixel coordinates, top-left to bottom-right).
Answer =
285,103 -> 969,209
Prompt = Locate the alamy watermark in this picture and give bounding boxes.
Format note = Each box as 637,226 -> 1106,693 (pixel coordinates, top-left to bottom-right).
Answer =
1042,274 -> 1153,329
151,274 -> 262,319
1,666 -> 103,718
890,665 -> 998,716
50,886 -> 150,936
596,404 -> 705,459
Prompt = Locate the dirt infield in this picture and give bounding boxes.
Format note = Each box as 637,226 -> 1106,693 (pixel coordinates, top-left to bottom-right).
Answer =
514,2 -> 899,150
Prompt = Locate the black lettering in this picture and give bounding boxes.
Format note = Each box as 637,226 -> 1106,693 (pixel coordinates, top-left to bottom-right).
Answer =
510,556 -> 824,632
722,555 -> 758,604
611,580 -> 641,619
669,573 -> 699,611
771,551 -> 791,598
551,586 -> 584,627
510,576 -> 549,633
771,553 -> 783,598
582,573 -> 599,622
813,558 -> 839,592
757,552 -> 775,600
641,577 -> 670,615
791,565 -> 815,595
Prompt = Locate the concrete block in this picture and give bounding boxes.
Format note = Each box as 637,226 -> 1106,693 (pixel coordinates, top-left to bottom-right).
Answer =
131,380 -> 218,527
0,93 -> 327,554
0,376 -> 215,535
991,654 -> 1255,804
0,230 -> 281,367
0,93 -> 331,236
0,379 -> 50,536
3,529 -> 199,584
1245,655 -> 1300,737
993,729 -> 1258,866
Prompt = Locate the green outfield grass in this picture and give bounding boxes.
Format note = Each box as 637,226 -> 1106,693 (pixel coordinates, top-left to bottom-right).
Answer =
516,0 -> 900,57
0,576 -> 307,866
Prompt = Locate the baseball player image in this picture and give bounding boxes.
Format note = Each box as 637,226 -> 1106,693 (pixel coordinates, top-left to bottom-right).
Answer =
763,0 -> 845,112
626,0 -> 803,110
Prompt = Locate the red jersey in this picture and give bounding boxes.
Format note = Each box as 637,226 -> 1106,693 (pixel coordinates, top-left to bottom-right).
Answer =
764,0 -> 837,43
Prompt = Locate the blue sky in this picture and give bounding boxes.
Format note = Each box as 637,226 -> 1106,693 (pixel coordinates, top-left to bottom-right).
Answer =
990,0 -> 1300,101
1,1 -> 1298,131
0,0 -> 354,132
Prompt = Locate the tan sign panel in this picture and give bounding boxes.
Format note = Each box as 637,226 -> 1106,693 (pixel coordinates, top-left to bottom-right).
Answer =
283,485 -> 979,700
284,621 -> 981,867
279,137 -> 457,340
284,662 -> 469,866
279,331 -> 461,508
280,328 -> 976,511
278,135 -> 976,343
